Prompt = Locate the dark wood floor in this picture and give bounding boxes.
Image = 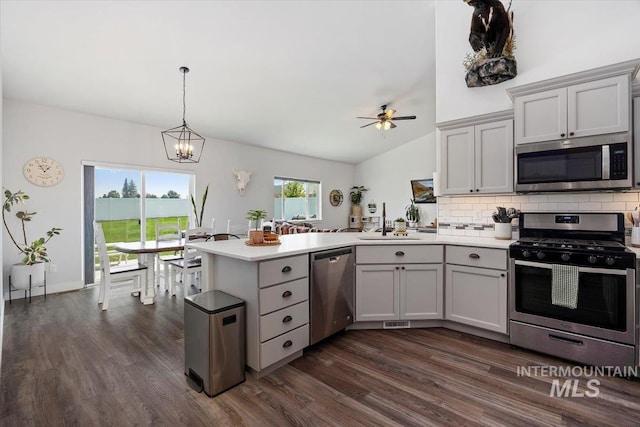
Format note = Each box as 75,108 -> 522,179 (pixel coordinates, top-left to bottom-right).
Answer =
2,286 -> 640,426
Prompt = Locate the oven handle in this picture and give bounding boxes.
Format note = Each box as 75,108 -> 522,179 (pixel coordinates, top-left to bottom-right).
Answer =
514,259 -> 628,275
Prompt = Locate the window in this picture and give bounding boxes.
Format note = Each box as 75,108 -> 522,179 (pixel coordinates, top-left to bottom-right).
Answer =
274,177 -> 321,221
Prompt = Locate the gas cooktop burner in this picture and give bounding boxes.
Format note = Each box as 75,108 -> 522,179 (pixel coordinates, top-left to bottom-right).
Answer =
516,237 -> 627,251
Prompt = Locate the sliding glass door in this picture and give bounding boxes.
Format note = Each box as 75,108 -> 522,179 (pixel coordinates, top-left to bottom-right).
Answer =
84,164 -> 193,285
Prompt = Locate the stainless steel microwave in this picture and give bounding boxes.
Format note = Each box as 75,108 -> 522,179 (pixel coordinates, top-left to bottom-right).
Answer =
515,132 -> 632,192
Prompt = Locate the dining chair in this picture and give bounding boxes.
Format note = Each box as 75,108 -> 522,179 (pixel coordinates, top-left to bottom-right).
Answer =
155,218 -> 182,290
94,221 -> 147,311
167,227 -> 213,296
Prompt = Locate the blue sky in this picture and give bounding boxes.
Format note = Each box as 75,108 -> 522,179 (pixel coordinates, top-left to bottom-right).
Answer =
95,168 -> 190,198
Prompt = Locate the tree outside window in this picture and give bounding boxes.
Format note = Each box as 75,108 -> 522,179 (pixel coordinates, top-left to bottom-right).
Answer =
274,177 -> 321,221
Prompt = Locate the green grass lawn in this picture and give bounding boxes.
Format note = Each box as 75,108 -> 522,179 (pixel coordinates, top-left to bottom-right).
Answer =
96,217 -> 188,264
97,216 -> 189,243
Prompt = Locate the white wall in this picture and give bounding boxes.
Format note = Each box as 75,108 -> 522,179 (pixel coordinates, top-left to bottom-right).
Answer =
0,54 -> 4,369
435,0 -> 640,123
2,99 -> 354,296
354,132 -> 438,225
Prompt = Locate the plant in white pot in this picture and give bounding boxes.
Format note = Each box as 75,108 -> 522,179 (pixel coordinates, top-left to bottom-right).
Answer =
2,189 -> 62,289
405,199 -> 420,227
246,209 -> 267,244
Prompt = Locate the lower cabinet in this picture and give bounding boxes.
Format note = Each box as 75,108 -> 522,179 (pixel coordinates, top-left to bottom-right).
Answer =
445,246 -> 508,334
355,263 -> 443,321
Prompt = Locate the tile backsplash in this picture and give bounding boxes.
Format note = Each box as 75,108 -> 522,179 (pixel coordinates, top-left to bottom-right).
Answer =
437,192 -> 640,236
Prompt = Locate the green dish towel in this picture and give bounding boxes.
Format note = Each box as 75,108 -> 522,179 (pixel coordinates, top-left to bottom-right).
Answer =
551,264 -> 579,309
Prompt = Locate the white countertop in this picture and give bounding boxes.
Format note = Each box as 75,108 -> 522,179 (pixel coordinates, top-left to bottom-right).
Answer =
189,232 -> 515,262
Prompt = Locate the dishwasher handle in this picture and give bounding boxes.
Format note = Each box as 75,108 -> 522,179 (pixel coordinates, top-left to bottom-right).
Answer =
311,247 -> 353,261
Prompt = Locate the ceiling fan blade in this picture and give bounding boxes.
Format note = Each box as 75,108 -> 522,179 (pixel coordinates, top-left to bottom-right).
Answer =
356,116 -> 379,120
384,109 -> 396,118
389,122 -> 397,129
360,121 -> 379,128
390,115 -> 417,121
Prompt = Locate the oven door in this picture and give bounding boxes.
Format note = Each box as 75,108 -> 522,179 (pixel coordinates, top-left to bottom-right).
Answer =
509,259 -> 635,344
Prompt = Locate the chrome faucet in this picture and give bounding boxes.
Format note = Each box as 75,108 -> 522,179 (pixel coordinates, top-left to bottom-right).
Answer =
381,202 -> 387,236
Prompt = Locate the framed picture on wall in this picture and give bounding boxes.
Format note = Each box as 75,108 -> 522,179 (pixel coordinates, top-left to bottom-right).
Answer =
410,179 -> 436,203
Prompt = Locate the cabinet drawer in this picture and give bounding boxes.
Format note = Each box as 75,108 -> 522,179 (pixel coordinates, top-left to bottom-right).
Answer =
446,246 -> 507,270
356,245 -> 443,264
259,254 -> 308,288
259,278 -> 309,315
260,324 -> 309,369
260,301 -> 309,342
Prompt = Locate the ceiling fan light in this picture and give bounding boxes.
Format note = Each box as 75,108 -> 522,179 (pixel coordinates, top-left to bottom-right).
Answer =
383,121 -> 391,130
375,122 -> 382,130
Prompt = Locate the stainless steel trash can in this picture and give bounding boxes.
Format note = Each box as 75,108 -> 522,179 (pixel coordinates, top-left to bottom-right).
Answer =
184,290 -> 246,397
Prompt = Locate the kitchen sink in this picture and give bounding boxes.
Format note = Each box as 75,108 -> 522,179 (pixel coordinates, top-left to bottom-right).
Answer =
358,235 -> 421,240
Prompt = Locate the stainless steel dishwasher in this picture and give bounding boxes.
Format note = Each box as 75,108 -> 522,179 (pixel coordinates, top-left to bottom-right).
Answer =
310,247 -> 354,345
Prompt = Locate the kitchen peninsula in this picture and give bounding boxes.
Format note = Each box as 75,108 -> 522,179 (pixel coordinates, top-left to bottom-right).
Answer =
189,232 -> 514,376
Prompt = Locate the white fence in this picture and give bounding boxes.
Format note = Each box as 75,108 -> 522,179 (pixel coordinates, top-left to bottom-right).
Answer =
95,198 -> 189,220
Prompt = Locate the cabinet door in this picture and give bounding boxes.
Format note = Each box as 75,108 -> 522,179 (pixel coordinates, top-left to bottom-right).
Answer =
474,120 -> 513,194
568,75 -> 630,138
445,264 -> 507,334
440,126 -> 474,195
355,265 -> 399,321
400,264 -> 443,320
515,88 -> 567,144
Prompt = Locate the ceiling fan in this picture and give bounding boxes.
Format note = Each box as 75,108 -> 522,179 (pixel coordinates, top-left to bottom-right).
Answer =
357,104 -> 417,130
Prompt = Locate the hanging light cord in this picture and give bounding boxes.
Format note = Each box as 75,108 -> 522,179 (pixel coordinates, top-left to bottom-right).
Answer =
182,69 -> 187,126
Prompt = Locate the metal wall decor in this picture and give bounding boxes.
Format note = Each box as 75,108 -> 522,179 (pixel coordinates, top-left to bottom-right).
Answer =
329,189 -> 343,207
162,66 -> 206,163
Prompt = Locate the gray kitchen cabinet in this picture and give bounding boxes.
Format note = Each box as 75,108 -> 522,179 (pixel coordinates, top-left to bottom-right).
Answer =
208,253 -> 310,375
634,95 -> 640,187
439,117 -> 513,195
355,245 -> 443,322
444,246 -> 508,334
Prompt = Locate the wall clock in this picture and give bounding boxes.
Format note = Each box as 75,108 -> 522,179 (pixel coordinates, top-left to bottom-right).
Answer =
23,157 -> 64,187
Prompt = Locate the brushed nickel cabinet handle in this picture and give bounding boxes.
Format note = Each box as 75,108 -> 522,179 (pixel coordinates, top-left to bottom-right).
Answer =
283,340 -> 293,348
282,290 -> 292,298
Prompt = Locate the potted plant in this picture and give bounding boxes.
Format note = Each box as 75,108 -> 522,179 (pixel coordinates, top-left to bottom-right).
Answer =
3,189 -> 62,289
246,209 -> 268,244
367,199 -> 377,214
190,184 -> 209,227
349,186 -> 367,206
394,217 -> 407,233
405,199 -> 420,227
349,186 -> 367,224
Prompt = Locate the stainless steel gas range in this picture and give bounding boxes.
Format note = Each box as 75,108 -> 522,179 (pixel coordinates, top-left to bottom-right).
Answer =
509,212 -> 638,368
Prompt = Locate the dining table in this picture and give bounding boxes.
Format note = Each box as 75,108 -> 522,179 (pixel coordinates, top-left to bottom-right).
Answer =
114,239 -> 185,305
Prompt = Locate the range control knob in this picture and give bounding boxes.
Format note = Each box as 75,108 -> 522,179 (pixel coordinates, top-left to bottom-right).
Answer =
560,253 -> 570,262
522,250 -> 531,258
605,257 -> 616,266
536,251 -> 546,260
588,255 -> 598,264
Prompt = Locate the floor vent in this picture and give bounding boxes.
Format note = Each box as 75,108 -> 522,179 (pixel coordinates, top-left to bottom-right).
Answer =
383,320 -> 410,329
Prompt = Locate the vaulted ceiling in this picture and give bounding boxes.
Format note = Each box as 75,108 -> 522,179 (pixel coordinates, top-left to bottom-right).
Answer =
1,1 -> 436,164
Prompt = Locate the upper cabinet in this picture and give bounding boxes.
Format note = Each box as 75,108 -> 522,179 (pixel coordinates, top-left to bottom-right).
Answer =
507,60 -> 640,146
438,111 -> 514,196
514,76 -> 629,145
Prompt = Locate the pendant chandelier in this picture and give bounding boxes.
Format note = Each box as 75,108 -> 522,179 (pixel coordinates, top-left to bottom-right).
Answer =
162,66 -> 205,163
